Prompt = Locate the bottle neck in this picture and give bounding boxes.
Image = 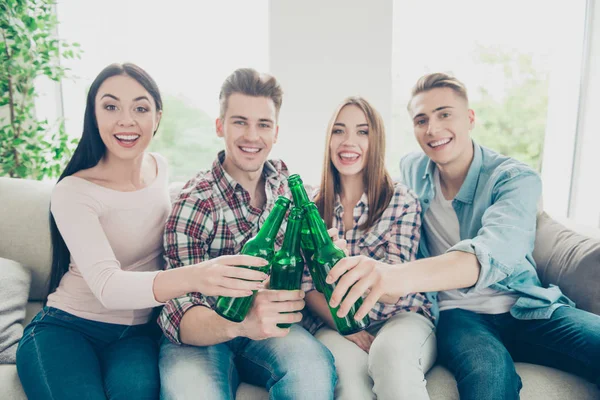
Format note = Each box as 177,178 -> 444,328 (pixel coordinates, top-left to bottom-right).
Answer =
290,183 -> 310,208
305,206 -> 332,249
256,203 -> 288,243
281,216 -> 302,254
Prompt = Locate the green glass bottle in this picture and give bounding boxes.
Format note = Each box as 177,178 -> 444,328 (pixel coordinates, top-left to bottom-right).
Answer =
215,196 -> 291,323
270,207 -> 305,328
288,174 -> 324,293
303,202 -> 370,335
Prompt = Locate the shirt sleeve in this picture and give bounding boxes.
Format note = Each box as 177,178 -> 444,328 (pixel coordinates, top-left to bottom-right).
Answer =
448,168 -> 542,291
157,193 -> 215,345
50,181 -> 162,310
385,189 -> 422,264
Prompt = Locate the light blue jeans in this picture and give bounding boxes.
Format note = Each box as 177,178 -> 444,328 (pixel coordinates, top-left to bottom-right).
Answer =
159,324 -> 336,400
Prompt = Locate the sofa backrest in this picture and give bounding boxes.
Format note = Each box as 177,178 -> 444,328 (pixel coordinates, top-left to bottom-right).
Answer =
1,177 -> 599,316
0,177 -> 53,301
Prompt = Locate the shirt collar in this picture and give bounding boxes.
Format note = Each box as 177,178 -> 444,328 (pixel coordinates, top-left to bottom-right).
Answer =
454,141 -> 482,204
211,150 -> 285,205
334,192 -> 369,217
421,140 -> 481,205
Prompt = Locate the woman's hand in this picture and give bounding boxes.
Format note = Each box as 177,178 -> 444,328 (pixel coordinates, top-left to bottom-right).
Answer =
189,255 -> 269,297
344,330 -> 375,353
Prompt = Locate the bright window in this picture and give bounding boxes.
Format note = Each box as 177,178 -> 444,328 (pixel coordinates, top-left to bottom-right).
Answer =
57,0 -> 269,182
390,0 -> 587,182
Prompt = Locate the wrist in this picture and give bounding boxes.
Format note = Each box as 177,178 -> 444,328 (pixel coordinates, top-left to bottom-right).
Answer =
386,262 -> 412,300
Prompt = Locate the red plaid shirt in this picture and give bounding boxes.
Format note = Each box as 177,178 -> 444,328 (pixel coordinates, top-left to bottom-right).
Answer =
158,151 -> 290,344
301,183 -> 433,334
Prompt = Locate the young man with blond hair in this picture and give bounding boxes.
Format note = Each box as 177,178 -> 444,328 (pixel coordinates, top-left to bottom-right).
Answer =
157,68 -> 336,400
324,72 -> 600,399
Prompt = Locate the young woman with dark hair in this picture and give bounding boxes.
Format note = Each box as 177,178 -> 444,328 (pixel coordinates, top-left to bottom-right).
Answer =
16,63 -> 269,400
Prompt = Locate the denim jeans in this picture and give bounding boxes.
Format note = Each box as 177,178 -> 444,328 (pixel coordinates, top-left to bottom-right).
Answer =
159,324 -> 336,400
17,306 -> 160,400
437,306 -> 600,400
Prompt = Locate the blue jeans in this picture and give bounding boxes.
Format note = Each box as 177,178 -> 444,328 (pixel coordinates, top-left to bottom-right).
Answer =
437,306 -> 600,400
159,324 -> 336,400
17,306 -> 160,400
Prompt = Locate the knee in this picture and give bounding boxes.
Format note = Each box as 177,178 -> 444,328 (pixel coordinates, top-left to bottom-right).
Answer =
280,341 -> 337,395
455,347 -> 521,395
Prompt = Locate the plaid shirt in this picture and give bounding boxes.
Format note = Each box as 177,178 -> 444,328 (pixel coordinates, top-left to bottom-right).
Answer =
301,182 -> 433,334
158,151 -> 290,344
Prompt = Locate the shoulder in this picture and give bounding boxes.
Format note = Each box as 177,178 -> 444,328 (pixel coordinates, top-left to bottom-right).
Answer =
479,145 -> 540,187
384,181 -> 421,219
149,152 -> 168,171
399,151 -> 429,185
51,177 -> 102,214
391,181 -> 420,205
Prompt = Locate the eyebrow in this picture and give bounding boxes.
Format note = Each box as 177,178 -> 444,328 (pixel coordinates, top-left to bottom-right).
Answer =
100,94 -> 150,102
230,115 -> 274,124
333,123 -> 369,128
413,106 -> 453,120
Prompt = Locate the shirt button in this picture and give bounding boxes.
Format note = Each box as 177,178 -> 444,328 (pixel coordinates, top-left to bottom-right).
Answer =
424,199 -> 430,203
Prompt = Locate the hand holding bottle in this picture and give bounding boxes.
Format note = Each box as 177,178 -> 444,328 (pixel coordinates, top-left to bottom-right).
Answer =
189,255 -> 269,297
239,288 -> 305,340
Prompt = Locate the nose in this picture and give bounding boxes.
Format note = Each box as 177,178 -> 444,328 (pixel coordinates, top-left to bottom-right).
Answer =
426,119 -> 440,135
118,109 -> 135,127
244,124 -> 260,141
340,131 -> 358,146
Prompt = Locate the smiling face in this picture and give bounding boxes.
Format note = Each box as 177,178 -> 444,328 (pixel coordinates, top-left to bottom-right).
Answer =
94,74 -> 161,161
329,104 -> 369,178
216,93 -> 279,174
409,87 -> 475,168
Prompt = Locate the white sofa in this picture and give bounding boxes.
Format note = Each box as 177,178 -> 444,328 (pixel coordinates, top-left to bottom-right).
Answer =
1,176 -> 599,399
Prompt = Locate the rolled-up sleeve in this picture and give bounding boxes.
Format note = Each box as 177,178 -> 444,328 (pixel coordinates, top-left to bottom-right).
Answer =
158,195 -> 215,345
448,169 -> 541,291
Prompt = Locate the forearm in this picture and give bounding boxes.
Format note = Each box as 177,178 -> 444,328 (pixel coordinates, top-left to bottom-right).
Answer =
305,291 -> 337,330
179,306 -> 242,347
153,267 -> 195,303
391,251 -> 480,301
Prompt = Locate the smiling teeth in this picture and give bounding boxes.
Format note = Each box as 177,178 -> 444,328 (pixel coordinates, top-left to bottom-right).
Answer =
430,138 -> 451,148
339,152 -> 359,159
115,134 -> 140,141
240,147 -> 260,153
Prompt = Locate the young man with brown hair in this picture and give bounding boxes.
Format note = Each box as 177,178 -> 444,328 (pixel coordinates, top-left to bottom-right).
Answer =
157,68 -> 336,400
325,72 -> 600,399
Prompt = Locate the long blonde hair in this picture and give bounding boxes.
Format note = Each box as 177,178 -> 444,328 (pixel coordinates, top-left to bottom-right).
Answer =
314,97 -> 394,231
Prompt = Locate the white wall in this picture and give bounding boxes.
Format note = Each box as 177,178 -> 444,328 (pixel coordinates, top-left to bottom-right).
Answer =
268,0 -> 393,185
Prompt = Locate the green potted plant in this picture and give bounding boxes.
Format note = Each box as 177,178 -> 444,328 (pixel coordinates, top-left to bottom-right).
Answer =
1,0 -> 81,179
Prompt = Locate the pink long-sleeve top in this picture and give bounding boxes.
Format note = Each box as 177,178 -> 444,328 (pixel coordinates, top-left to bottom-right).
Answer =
46,153 -> 171,325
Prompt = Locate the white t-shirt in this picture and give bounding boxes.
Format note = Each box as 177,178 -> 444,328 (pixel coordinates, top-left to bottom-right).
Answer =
423,168 -> 518,314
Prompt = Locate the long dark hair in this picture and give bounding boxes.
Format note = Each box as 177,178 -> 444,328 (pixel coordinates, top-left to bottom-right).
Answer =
48,63 -> 163,297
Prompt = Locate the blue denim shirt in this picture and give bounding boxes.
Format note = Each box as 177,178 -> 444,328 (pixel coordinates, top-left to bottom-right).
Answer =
400,141 -> 573,322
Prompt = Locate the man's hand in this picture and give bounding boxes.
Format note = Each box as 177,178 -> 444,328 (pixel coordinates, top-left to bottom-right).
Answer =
188,255 -> 269,297
344,330 -> 375,353
239,289 -> 305,341
326,256 -> 408,320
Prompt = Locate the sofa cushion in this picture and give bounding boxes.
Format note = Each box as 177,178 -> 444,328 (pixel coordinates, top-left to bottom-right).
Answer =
0,178 -> 53,301
0,258 -> 31,364
533,212 -> 600,316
